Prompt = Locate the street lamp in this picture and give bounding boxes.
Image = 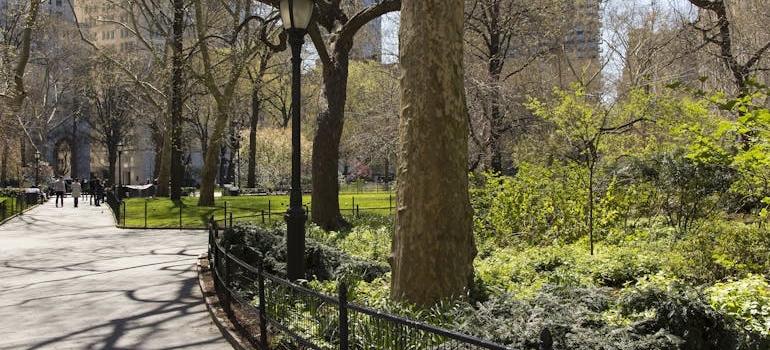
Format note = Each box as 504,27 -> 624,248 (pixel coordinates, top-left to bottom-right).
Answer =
117,142 -> 124,200
280,0 -> 313,281
34,151 -> 40,187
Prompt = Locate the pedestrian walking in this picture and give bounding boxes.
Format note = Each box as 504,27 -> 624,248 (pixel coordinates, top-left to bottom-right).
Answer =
53,176 -> 65,207
71,178 -> 82,208
92,178 -> 103,206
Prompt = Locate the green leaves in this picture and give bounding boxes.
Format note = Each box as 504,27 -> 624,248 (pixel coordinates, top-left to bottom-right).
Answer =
708,275 -> 770,336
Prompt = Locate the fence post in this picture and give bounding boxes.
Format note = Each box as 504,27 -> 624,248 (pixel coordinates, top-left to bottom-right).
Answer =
229,212 -> 233,228
389,194 -> 393,213
261,210 -> 265,224
144,201 -> 148,228
258,259 -> 268,347
539,327 -> 552,350
356,204 -> 359,217
122,201 -> 126,227
179,203 -> 183,229
339,281 -> 349,350
223,243 -> 231,314
268,200 -> 271,220
224,201 -> 228,228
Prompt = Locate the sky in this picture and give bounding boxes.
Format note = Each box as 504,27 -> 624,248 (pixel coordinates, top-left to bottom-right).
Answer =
379,0 -> 696,67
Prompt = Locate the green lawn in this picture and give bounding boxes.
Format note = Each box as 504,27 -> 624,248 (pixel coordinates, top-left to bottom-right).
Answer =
119,192 -> 395,228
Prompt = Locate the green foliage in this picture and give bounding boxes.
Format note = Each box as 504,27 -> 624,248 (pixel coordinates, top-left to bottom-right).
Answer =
470,166 -> 589,250
708,275 -> 770,338
454,287 -> 686,350
0,188 -> 23,197
667,221 -> 770,283
222,223 -> 390,283
242,127 -> 312,190
616,274 -> 770,349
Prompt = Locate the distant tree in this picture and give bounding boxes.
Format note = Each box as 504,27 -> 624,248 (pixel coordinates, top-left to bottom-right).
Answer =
69,0 -> 180,196
0,1 -> 40,184
391,0 -> 476,305
190,0 -> 271,206
686,0 -> 770,92
463,0 -> 564,172
86,64 -> 136,185
341,61 -> 399,182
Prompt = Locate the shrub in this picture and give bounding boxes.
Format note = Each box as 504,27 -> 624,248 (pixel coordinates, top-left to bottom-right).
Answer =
590,245 -> 663,288
668,221 -> 770,283
470,166 -> 589,250
453,287 -> 684,350
616,274 -> 768,349
707,275 -> 770,340
221,223 -> 389,283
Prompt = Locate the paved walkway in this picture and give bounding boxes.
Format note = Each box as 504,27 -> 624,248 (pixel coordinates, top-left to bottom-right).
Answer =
0,198 -> 231,350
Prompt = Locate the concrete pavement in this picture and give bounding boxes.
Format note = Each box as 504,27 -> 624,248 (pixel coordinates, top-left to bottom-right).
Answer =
0,198 -> 232,350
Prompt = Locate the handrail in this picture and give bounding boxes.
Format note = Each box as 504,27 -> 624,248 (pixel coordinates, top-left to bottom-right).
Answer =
205,217 -> 552,350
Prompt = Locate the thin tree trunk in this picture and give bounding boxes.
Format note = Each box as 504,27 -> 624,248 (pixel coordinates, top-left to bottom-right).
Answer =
155,130 -> 171,197
247,86 -> 259,188
198,111 -> 227,206
70,116 -> 78,178
391,0 -> 477,305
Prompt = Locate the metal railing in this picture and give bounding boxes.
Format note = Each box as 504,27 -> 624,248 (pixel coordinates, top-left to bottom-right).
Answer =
0,192 -> 39,223
105,194 -> 396,229
207,218 -> 553,350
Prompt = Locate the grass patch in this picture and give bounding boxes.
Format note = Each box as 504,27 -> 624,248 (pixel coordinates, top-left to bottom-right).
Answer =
120,191 -> 395,228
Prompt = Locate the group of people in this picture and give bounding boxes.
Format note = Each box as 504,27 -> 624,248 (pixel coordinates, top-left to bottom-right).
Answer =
52,176 -> 105,208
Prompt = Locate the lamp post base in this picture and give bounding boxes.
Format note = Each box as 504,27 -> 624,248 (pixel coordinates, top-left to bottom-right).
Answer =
285,204 -> 306,280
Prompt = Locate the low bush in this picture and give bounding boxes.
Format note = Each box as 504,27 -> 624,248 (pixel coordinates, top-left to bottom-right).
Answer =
220,222 -> 390,283
707,275 -> 770,340
668,221 -> 770,283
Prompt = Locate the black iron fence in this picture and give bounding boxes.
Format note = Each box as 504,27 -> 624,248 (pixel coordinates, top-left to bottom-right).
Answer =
105,193 -> 396,229
207,218 -> 553,350
0,192 -> 41,223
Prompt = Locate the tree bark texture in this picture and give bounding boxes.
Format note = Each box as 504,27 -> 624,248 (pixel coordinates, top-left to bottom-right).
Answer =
391,0 -> 477,305
248,86 -> 259,188
169,0 -> 185,201
311,55 -> 350,231
155,129 -> 172,197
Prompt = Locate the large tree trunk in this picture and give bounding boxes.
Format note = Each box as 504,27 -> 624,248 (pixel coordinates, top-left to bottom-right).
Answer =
311,53 -> 350,231
155,130 -> 171,197
391,0 -> 477,305
169,0 -> 185,201
1,141 -> 8,185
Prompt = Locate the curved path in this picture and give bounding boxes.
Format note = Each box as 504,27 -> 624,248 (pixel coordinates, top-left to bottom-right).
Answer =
0,199 -> 231,350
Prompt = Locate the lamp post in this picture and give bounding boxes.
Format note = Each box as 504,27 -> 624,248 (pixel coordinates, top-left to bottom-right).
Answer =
34,151 -> 40,187
280,0 -> 313,281
117,142 -> 124,201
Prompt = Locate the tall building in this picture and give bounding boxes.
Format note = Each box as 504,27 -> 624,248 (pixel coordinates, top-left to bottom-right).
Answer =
72,0 -> 145,53
562,0 -> 601,60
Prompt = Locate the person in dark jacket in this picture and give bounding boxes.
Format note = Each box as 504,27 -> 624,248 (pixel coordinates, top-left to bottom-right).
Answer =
92,178 -> 103,206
